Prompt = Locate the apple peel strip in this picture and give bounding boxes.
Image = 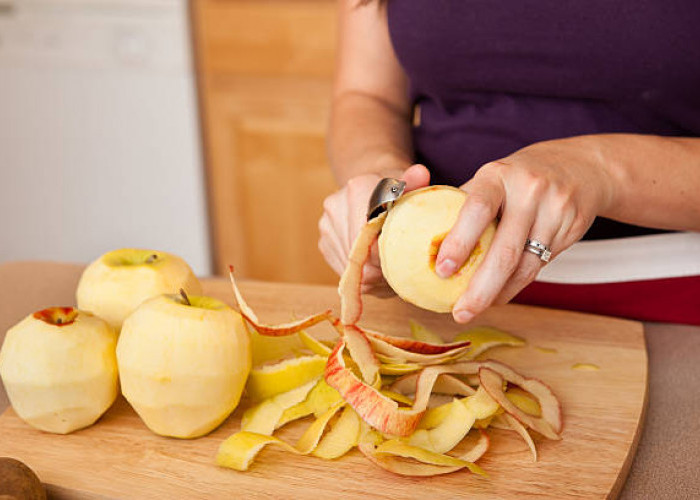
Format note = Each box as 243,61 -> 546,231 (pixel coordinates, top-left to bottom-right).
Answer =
358,425 -> 490,477
478,362 -> 562,440
390,362 -> 482,397
229,266 -> 332,336
407,398 -> 476,454
325,337 -> 481,437
313,405 -> 362,459
363,328 -> 471,355
410,320 -> 444,344
246,355 -> 327,401
503,413 -> 538,462
454,326 -> 526,360
241,379 -> 318,435
217,401 -> 345,471
375,439 -> 486,476
276,379 -> 343,429
338,212 -> 386,325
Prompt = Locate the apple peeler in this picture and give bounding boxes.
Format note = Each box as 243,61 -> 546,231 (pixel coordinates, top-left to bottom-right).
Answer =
366,178 -> 406,221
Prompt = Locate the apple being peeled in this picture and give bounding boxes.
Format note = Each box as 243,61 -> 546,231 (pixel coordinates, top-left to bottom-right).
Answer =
117,293 -> 251,438
379,186 -> 497,313
76,248 -> 202,331
0,307 -> 118,434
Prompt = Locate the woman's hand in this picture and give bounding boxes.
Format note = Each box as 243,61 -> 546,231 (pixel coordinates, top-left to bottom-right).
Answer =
435,137 -> 616,323
318,164 -> 431,293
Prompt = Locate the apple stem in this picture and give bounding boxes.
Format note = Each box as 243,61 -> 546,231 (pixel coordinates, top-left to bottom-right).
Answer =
179,288 -> 191,306
56,318 -> 63,325
146,254 -> 159,263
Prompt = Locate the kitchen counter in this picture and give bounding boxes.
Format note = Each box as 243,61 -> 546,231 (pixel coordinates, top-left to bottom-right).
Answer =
1,261 -> 698,498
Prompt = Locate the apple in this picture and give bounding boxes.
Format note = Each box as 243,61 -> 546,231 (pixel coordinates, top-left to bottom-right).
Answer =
117,292 -> 251,438
378,186 -> 497,313
76,248 -> 202,331
0,307 -> 118,434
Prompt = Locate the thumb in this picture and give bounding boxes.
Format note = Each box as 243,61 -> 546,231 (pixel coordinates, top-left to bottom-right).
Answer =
401,164 -> 430,192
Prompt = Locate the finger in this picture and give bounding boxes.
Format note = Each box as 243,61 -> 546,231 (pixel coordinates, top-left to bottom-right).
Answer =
360,263 -> 391,296
494,212 -> 559,305
401,164 -> 431,192
435,173 -> 504,279
319,212 -> 348,261
318,237 -> 346,276
323,191 -> 351,255
318,214 -> 347,276
360,263 -> 385,288
451,193 -> 537,323
347,189 -> 369,250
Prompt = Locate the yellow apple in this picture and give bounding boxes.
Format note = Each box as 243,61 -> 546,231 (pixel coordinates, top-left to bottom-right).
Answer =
117,293 -> 251,438
76,248 -> 202,331
0,307 -> 118,434
378,186 -> 497,313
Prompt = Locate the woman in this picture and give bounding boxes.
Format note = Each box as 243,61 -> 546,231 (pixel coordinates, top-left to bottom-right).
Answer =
318,1 -> 700,325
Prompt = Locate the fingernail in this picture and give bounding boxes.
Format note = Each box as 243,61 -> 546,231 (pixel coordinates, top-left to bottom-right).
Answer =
454,309 -> 473,323
436,259 -> 457,278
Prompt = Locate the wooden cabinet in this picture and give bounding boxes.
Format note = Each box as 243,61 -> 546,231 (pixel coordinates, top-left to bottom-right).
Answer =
191,0 -> 339,284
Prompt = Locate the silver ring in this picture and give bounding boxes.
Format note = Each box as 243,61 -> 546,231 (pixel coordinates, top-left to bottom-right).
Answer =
524,238 -> 552,263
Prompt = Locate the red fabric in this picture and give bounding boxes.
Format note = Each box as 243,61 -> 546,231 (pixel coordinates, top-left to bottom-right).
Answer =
514,275 -> 700,326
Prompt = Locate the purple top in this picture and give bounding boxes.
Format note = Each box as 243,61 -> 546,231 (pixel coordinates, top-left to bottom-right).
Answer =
387,1 -> 700,239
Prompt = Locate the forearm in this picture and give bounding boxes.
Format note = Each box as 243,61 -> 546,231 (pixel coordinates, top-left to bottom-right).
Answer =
328,91 -> 414,185
586,134 -> 700,231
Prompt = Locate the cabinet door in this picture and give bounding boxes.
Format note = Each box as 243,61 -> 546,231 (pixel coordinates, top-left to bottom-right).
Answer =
192,0 -> 339,284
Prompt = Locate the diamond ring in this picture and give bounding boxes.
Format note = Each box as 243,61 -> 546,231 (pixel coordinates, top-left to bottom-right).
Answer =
524,238 -> 552,263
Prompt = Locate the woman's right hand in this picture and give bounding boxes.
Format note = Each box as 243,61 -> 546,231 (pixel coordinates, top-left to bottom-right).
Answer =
318,164 -> 431,294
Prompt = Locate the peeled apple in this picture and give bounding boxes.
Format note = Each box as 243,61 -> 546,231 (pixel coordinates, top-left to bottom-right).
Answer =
378,186 -> 497,313
0,307 -> 118,434
117,294 -> 250,438
76,248 -> 202,331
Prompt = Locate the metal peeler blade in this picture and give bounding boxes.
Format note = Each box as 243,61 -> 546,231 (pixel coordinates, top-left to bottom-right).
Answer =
366,178 -> 406,221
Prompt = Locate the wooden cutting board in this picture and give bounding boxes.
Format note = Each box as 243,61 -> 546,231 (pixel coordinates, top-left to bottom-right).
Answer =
0,278 -> 647,499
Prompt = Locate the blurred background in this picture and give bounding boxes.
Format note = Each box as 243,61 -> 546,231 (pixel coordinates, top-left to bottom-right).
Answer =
0,0 -> 339,284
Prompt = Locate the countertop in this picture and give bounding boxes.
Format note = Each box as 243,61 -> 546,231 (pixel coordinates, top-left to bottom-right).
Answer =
1,261 -> 699,498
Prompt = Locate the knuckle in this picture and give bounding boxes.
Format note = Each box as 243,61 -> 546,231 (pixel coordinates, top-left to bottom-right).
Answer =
322,196 -> 334,213
569,216 -> 592,241
494,244 -> 522,276
522,173 -> 547,197
465,293 -> 490,314
465,195 -> 495,220
345,177 -> 360,193
480,160 -> 509,175
551,183 -> 576,209
515,261 -> 541,284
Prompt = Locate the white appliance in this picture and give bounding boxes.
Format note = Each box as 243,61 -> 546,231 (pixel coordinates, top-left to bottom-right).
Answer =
0,0 -> 211,275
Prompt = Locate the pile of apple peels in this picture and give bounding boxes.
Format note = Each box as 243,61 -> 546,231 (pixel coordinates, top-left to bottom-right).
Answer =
216,220 -> 563,477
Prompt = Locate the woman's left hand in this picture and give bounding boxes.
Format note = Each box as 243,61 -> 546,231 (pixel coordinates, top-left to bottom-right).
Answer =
435,136 -> 616,323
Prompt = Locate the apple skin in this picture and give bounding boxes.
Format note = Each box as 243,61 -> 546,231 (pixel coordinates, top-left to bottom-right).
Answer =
76,248 -> 202,331
117,294 -> 251,439
0,307 -> 118,434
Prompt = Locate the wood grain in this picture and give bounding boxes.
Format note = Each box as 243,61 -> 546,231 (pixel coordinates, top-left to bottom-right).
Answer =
192,0 -> 339,284
0,278 -> 648,499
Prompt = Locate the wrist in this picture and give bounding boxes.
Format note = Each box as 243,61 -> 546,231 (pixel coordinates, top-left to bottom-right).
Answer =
557,134 -> 624,218
579,134 -> 629,218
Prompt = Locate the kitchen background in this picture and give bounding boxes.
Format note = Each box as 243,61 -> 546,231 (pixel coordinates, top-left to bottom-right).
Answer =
0,0 -> 339,284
